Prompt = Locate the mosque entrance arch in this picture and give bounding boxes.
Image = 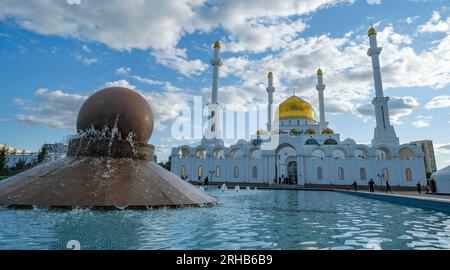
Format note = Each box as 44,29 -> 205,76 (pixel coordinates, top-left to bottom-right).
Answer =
288,161 -> 297,180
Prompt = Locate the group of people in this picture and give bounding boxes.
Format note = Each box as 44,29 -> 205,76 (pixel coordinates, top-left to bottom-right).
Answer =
273,175 -> 298,185
351,178 -> 437,194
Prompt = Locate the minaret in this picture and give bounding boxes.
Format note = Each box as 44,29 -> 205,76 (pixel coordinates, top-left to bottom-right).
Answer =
315,68 -> 328,128
204,40 -> 224,142
367,26 -> 399,146
266,71 -> 275,132
211,40 -> 223,104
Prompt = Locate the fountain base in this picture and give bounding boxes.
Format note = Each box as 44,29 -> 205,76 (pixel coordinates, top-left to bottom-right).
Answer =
0,140 -> 217,209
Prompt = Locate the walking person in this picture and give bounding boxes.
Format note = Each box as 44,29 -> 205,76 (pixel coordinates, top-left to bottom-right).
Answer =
352,181 -> 357,191
417,182 -> 422,194
430,178 -> 437,194
368,178 -> 375,193
204,176 -> 209,186
385,181 -> 393,194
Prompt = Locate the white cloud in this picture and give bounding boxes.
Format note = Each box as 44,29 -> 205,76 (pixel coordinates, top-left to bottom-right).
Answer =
132,75 -> 164,86
417,11 -> 450,33
16,88 -> 87,130
115,67 -> 131,75
425,95 -> 450,109
73,52 -> 98,66
104,80 -> 136,90
151,47 -> 208,77
367,0 -> 381,5
0,0 -> 354,75
412,115 -> 433,128
356,96 -> 420,124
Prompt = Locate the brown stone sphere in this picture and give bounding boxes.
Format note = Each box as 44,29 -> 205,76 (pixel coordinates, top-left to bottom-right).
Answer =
77,87 -> 154,143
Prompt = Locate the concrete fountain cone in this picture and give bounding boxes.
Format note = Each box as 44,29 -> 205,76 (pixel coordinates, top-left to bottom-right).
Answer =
0,87 -> 217,209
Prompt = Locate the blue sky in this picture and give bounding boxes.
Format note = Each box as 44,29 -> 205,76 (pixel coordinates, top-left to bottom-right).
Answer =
0,0 -> 450,168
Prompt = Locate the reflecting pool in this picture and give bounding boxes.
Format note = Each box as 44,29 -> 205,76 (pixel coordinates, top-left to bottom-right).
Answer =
0,189 -> 449,250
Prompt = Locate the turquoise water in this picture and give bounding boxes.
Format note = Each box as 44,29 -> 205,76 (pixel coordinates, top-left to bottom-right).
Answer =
0,189 -> 449,250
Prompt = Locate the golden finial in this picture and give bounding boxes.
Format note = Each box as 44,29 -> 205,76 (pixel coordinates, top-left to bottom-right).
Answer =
317,67 -> 323,76
268,71 -> 273,78
368,24 -> 376,36
214,40 -> 221,48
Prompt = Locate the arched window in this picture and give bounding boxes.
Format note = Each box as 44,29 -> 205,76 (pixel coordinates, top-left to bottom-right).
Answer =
317,167 -> 323,180
178,148 -> 190,159
312,149 -> 326,159
405,168 -> 413,181
360,167 -> 367,180
376,148 -> 392,160
196,148 -> 207,159
252,166 -> 258,178
197,166 -> 203,178
354,149 -> 369,160
324,138 -> 338,145
399,147 -> 414,160
213,148 -> 224,159
332,149 -> 346,159
215,166 -> 221,177
234,166 -> 239,178
382,168 -> 389,181
180,165 -> 186,178
338,167 -> 345,181
305,139 -> 319,145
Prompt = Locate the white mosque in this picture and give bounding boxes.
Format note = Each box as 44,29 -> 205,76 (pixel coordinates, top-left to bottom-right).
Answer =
171,26 -> 427,188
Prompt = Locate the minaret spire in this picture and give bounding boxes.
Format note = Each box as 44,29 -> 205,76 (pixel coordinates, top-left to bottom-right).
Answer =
367,26 -> 399,146
315,67 -> 328,128
266,71 -> 275,132
203,40 -> 224,143
211,40 -> 223,104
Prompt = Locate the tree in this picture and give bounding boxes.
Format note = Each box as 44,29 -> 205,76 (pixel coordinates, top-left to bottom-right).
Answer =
11,159 -> 29,175
37,145 -> 49,164
158,156 -> 172,171
0,144 -> 8,176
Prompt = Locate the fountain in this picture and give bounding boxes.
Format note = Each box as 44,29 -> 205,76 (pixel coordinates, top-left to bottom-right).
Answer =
0,87 -> 217,209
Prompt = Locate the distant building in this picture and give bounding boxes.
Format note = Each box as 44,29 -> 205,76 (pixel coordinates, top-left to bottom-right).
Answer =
410,140 -> 437,176
6,153 -> 37,168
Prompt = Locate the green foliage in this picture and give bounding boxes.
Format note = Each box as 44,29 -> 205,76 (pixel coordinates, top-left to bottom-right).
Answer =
0,144 -> 9,176
37,145 -> 49,164
158,156 -> 172,171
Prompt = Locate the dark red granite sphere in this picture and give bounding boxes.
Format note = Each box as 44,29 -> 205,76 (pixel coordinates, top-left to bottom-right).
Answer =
77,87 -> 154,143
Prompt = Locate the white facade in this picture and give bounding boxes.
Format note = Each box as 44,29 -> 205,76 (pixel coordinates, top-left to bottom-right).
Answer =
171,29 -> 428,188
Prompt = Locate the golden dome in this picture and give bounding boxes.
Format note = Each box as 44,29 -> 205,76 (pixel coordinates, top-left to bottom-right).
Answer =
268,71 -> 273,78
275,95 -> 316,122
256,129 -> 268,136
368,26 -> 376,36
317,68 -> 323,76
322,128 -> 334,134
214,40 -> 221,48
305,129 -> 317,134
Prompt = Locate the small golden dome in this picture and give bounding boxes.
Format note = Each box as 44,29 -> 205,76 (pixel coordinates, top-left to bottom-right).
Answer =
368,26 -> 376,36
305,129 -> 317,134
214,40 -> 221,48
275,95 -> 316,122
317,68 -> 323,76
321,128 -> 334,134
268,71 -> 273,78
256,129 -> 268,136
